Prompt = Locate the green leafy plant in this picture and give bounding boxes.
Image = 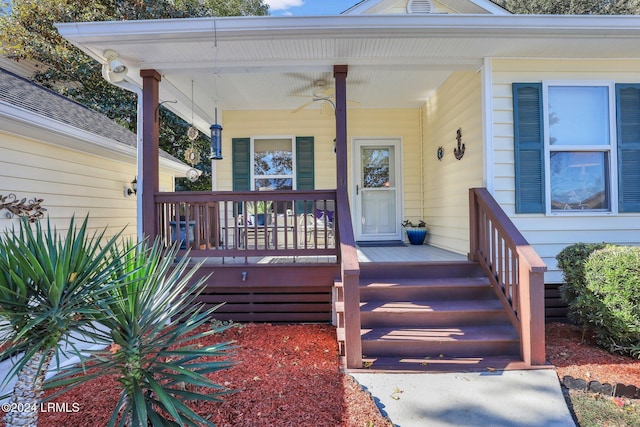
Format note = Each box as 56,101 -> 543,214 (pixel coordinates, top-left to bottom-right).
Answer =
582,245 -> 640,358
47,239 -> 236,427
247,200 -> 269,215
555,242 -> 608,325
401,219 -> 426,228
0,216 -> 124,427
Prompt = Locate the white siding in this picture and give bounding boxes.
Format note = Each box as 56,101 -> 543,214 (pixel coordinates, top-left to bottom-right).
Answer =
423,71 -> 484,254
0,130 -> 175,240
492,59 -> 640,283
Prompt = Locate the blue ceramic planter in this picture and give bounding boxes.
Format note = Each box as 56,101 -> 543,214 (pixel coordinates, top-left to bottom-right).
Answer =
405,228 -> 427,245
170,220 -> 196,249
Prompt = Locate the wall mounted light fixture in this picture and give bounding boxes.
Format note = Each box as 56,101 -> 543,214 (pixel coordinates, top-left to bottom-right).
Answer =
125,177 -> 137,197
102,49 -> 128,83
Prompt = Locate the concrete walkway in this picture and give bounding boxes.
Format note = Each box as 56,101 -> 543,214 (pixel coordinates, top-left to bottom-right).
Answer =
351,369 -> 576,427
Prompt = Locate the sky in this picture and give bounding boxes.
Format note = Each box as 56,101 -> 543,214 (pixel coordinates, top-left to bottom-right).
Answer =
264,0 -> 359,16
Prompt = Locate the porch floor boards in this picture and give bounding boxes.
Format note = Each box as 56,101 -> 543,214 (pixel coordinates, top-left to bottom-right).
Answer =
189,244 -> 465,265
357,244 -> 466,263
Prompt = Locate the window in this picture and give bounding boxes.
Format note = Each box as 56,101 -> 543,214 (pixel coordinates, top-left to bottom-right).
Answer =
545,84 -> 614,212
252,138 -> 294,190
513,82 -> 640,214
232,136 -> 314,192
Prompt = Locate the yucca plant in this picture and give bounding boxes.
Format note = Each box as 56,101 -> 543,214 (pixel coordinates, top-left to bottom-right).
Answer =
0,216 -> 124,427
47,238 -> 236,427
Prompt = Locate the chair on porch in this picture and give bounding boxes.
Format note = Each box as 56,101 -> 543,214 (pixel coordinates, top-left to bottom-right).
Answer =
298,204 -> 334,247
270,208 -> 296,248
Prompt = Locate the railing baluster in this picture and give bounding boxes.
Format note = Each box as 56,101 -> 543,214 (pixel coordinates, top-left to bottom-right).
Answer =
468,188 -> 547,367
154,190 -> 338,260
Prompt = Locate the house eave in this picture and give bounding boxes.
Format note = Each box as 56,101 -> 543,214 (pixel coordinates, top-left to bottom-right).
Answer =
56,14 -> 640,45
55,13 -> 640,137
0,101 -> 189,175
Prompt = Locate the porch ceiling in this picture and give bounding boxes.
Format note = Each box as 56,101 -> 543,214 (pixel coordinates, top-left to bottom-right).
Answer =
56,14 -> 640,134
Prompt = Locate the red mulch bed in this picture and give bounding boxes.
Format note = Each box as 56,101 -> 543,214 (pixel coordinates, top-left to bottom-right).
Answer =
2,322 -> 639,426
546,322 -> 640,388
1,323 -> 392,427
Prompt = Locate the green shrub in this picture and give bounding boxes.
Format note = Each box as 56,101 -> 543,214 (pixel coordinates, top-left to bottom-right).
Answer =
556,242 -> 608,325
583,246 -> 640,359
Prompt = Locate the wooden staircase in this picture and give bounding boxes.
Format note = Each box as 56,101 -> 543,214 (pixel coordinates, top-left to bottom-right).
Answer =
335,261 -> 531,372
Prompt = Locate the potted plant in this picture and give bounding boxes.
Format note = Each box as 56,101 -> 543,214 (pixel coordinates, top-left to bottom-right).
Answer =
402,219 -> 428,245
247,200 -> 271,226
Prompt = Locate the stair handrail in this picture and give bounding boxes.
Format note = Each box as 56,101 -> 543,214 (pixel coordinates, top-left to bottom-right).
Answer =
335,189 -> 362,369
468,188 -> 547,366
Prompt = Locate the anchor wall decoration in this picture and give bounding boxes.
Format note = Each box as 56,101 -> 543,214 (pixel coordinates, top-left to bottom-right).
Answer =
454,127 -> 465,160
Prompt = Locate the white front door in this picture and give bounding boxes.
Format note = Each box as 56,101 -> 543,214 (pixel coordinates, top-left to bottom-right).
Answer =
354,139 -> 403,242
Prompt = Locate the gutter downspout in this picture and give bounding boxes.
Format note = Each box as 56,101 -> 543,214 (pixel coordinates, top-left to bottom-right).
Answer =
106,79 -> 144,242
481,57 -> 494,193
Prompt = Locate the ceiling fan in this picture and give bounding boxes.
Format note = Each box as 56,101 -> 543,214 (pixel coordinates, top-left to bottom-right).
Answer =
290,79 -> 359,115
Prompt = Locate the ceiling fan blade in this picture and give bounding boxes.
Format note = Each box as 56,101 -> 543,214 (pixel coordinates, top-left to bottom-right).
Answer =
289,93 -> 315,99
291,100 -> 314,114
317,97 -> 360,107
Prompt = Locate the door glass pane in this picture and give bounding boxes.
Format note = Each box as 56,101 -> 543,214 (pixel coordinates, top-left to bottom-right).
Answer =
548,86 -> 609,146
361,148 -> 393,188
550,151 -> 609,211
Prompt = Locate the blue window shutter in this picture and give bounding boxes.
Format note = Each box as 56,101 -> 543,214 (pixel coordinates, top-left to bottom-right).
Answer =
232,138 -> 251,191
513,83 -> 545,213
616,84 -> 640,213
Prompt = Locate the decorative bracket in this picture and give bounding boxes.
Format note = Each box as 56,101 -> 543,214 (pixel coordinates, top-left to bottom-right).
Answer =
0,193 -> 47,222
454,127 -> 465,160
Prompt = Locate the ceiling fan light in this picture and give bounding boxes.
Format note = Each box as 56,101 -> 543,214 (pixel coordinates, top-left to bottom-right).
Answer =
312,80 -> 327,98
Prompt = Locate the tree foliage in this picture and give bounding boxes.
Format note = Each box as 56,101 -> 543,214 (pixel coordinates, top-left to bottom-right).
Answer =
0,0 -> 269,190
495,0 -> 640,14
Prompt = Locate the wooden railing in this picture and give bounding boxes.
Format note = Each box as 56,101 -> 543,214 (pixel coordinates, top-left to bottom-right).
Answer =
335,189 -> 361,369
468,188 -> 547,366
154,190 -> 338,260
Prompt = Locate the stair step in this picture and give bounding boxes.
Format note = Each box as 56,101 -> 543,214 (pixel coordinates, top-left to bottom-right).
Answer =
361,299 -> 503,312
361,325 -> 519,358
360,276 -> 493,301
357,355 -> 535,373
360,299 -> 509,327
359,261 -> 486,280
334,261 -> 525,370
